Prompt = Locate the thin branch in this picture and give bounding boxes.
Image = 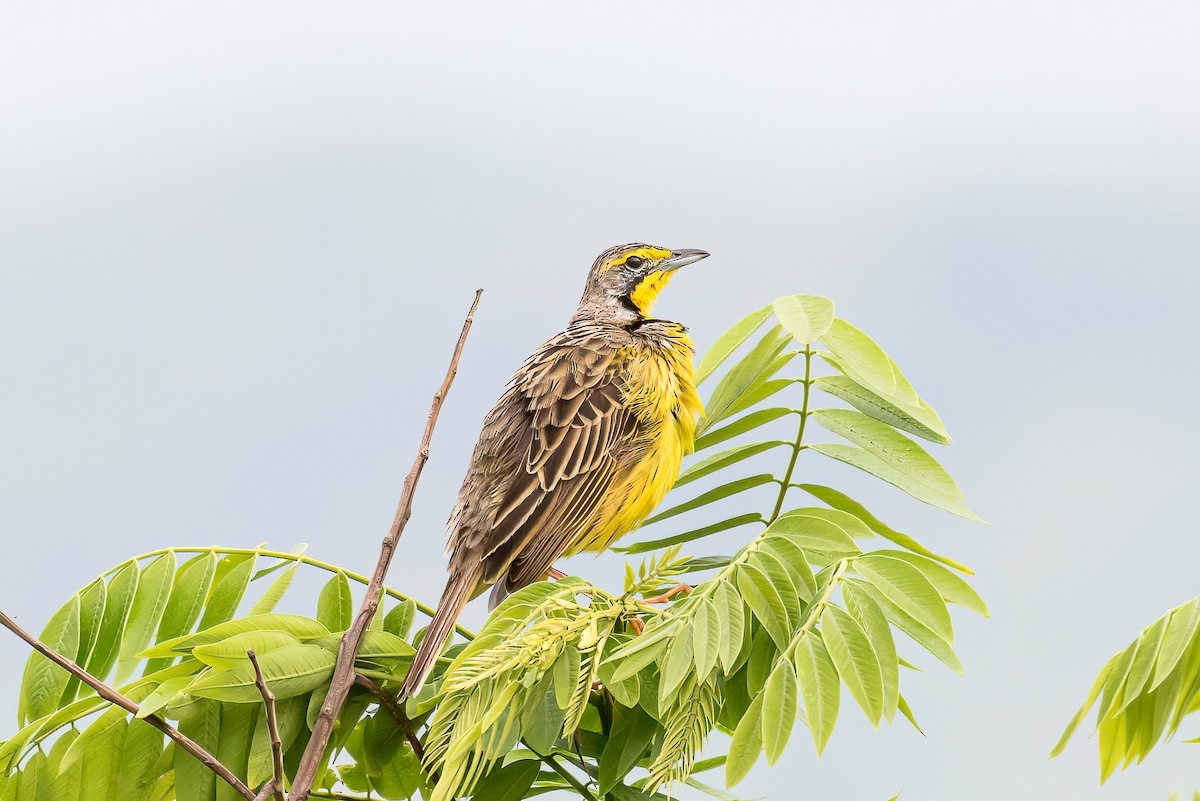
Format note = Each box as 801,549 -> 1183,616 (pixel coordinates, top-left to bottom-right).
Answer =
352,675 -> 429,768
248,649 -> 288,801
0,609 -> 255,800
290,289 -> 483,801
253,780 -> 278,801
538,753 -> 598,801
769,345 -> 813,522
640,582 -> 693,605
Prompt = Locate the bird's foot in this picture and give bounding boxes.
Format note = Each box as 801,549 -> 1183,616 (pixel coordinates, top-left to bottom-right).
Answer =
628,617 -> 645,635
547,567 -> 568,580
640,582 -> 693,605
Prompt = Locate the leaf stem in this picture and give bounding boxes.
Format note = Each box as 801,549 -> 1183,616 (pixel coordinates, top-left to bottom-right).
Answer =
539,753 -> 598,801
769,345 -> 814,522
785,559 -> 850,655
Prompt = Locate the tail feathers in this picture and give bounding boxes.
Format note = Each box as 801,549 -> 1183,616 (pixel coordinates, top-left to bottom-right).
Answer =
399,569 -> 479,702
487,576 -> 513,611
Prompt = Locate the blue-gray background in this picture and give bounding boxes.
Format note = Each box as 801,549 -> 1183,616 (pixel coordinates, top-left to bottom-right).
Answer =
3,2 -> 1199,799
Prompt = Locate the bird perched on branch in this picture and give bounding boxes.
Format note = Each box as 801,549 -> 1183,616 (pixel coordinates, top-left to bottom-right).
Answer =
399,243 -> 708,700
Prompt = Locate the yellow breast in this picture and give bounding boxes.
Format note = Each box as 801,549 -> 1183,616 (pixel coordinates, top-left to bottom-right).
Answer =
574,328 -> 704,554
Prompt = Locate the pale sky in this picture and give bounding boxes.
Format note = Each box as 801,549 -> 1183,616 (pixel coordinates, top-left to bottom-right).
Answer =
3,3 -> 1200,799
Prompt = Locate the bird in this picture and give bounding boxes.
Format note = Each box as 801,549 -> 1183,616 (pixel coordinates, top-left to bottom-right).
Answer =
398,243 -> 709,701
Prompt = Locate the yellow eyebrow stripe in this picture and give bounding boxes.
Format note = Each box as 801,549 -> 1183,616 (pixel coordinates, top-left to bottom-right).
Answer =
597,245 -> 673,274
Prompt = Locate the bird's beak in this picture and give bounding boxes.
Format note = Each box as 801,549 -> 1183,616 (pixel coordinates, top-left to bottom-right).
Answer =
658,249 -> 710,272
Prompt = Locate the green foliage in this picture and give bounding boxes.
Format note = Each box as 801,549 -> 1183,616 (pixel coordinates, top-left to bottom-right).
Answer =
1054,595 -> 1200,782
0,293 -> 984,801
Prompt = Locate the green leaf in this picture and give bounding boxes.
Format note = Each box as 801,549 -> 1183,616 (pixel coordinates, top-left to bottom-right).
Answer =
213,703 -> 255,801
63,706 -> 126,796
63,579 -> 107,706
472,760 -> 540,801
145,551 -> 218,674
725,690 -> 764,787
113,720 -> 166,801
847,579 -> 963,674
761,660 -> 798,764
47,728 -> 81,801
774,294 -> 834,344
815,375 -> 948,445
896,694 -> 923,735
715,379 -> 796,430
871,551 -> 987,616
521,673 -> 568,753
820,605 -> 884,726
175,700 -> 220,801
136,675 -> 195,719
843,582 -> 899,722
609,631 -> 672,684
760,537 -> 816,602
693,408 -> 795,452
1152,598 -> 1200,690
716,582 -> 747,673
695,304 -> 773,385
141,614 -> 329,658
765,508 -> 865,555
248,696 -> 308,788
184,644 -> 337,703
85,561 -> 139,685
248,560 -> 300,617
192,630 -> 303,670
198,553 -> 257,631
797,484 -> 972,573
362,710 -> 423,800
660,625 -> 695,704
619,514 -> 764,555
599,704 -> 659,794
818,319 -> 911,401
117,553 -> 175,683
384,598 -> 418,640
791,632 -> 840,754
700,325 -> 793,434
693,600 -> 721,681
736,564 -> 790,649
673,441 -> 789,488
1052,657 -> 1120,757
855,555 -> 954,642
18,595 -> 80,725
1115,617 -> 1167,714
310,629 -> 415,662
317,571 -> 354,633
808,443 -> 982,522
812,409 -> 966,501
644,475 -> 776,526
749,549 -> 801,626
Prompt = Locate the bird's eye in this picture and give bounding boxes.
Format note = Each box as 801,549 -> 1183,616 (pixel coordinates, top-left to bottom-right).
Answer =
625,256 -> 645,269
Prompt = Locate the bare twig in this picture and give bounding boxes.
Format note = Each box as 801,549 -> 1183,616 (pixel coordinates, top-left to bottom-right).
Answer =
248,649 -> 288,801
353,675 -> 426,762
640,582 -> 694,605
253,780 -> 278,801
0,609 -> 255,800
289,290 -> 483,801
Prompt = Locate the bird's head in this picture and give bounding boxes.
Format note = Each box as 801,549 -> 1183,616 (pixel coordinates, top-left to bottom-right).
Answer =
574,243 -> 709,324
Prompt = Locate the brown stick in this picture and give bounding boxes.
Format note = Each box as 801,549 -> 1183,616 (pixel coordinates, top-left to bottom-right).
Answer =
253,780 -> 278,801
640,582 -> 694,605
0,609 -> 255,800
353,674 -> 433,778
248,650 -> 288,801
289,290 -> 483,801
